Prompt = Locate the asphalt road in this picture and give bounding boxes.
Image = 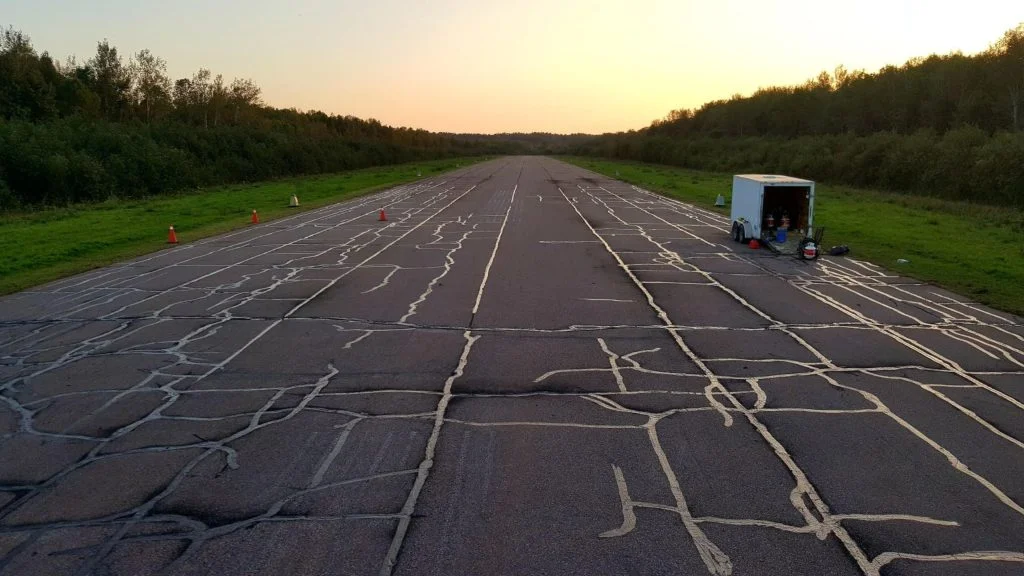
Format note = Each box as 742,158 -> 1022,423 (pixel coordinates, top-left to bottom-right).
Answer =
1,157 -> 1023,576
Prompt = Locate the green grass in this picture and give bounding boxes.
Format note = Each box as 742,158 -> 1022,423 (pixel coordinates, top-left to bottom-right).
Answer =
561,156 -> 1024,317
0,157 -> 485,295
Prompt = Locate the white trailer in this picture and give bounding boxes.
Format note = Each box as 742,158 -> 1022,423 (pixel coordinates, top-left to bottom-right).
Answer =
730,174 -> 815,244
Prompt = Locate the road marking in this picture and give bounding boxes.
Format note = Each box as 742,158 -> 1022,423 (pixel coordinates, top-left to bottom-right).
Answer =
287,185 -> 479,317
471,184 -> 517,316
382,175 -> 519,575
558,185 -> 740,574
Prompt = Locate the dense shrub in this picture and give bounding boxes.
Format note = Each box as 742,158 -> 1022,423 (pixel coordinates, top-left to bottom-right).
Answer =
0,117 -> 498,208
573,128 -> 1024,207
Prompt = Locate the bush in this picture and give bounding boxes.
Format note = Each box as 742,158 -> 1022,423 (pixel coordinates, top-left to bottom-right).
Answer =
0,173 -> 15,209
973,132 -> 1024,206
574,130 -> 1024,208
0,117 -> 484,210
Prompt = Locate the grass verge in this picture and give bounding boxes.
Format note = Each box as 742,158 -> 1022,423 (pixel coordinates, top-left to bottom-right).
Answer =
561,156 -> 1024,317
0,157 -> 485,295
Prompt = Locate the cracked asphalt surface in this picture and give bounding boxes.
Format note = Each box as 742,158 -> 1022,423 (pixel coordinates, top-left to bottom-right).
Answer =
1,156 -> 1023,576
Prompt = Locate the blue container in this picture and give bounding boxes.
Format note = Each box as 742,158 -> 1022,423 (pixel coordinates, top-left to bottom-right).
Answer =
776,228 -> 787,243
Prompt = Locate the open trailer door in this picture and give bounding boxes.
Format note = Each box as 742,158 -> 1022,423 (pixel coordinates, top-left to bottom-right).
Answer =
730,174 -> 819,259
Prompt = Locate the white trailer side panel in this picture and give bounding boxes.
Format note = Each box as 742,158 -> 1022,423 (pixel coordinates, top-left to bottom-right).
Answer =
730,176 -> 764,238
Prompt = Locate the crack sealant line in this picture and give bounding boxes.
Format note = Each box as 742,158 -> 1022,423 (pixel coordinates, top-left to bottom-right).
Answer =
471,182 -> 519,319
399,229 -> 474,324
186,181 -> 418,243
826,280 -> 932,326
3,177 -> 481,530
381,170 -> 519,574
2,175 -> 508,565
39,181 -> 430,303
630,187 -> 1024,425
598,338 -> 628,393
586,190 -> 785,336
558,186 -> 749,573
379,331 -> 479,576
747,254 -> 1017,340
309,418 -> 362,489
591,191 -> 850,378
629,187 -> 733,234
859,370 -> 1024,453
942,296 -> 1017,324
815,263 -> 938,325
878,284 -> 978,323
558,184 -> 885,576
711,256 -> 1024,519
8,314 -> 1020,334
718,383 -> 875,573
826,269 -> 1022,353
286,184 -> 478,318
71,175 -> 465,311
0,317 -> 284,524
73,363 -> 342,575
941,328 -> 1015,363
821,258 -> 894,280
799,267 -> 1024,413
868,551 -> 1024,573
57,182 -> 451,322
626,183 -> 731,224
952,326 -> 1024,367
603,184 -> 1024,521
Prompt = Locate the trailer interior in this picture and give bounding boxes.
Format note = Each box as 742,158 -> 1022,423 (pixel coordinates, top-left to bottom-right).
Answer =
763,185 -> 811,233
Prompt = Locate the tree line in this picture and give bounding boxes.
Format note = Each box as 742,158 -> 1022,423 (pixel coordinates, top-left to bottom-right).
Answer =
0,29 -> 263,126
574,24 -> 1024,206
0,28 -> 506,208
449,132 -> 592,155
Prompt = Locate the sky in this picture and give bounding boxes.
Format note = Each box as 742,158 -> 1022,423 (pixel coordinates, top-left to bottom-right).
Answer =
2,0 -> 1022,134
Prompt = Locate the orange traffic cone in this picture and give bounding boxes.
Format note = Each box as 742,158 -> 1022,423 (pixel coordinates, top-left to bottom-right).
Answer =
251,209 -> 259,224
379,208 -> 387,222
748,239 -> 760,249
167,226 -> 178,244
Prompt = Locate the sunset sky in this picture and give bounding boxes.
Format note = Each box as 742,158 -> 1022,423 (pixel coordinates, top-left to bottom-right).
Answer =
3,0 -> 1022,134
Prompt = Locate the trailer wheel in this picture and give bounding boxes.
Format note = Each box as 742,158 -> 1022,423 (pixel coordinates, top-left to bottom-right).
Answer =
734,224 -> 746,244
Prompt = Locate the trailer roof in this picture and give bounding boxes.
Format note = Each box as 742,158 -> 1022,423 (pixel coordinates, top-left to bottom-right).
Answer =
735,174 -> 814,185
